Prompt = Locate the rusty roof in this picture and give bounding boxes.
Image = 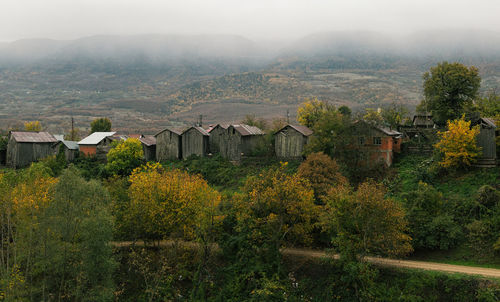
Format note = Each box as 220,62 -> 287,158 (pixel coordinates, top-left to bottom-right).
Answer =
276,125 -> 313,136
231,124 -> 265,136
11,131 -> 58,143
139,135 -> 156,146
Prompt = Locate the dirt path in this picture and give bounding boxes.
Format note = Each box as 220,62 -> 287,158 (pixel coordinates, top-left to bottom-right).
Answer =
282,248 -> 500,279
113,241 -> 500,279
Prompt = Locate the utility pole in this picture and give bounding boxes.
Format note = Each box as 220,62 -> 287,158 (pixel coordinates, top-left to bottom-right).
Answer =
71,116 -> 74,140
286,109 -> 290,124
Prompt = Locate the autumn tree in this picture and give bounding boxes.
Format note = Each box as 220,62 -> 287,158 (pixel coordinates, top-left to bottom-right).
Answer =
381,102 -> 409,129
23,121 -> 42,132
421,62 -> 481,124
434,115 -> 481,169
241,114 -> 267,131
363,108 -> 384,126
297,98 -> 335,129
106,138 -> 144,176
297,152 -> 348,203
322,180 -> 412,259
125,163 -> 221,242
90,117 -> 112,133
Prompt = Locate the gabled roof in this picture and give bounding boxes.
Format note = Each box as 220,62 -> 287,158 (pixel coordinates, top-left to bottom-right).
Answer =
139,135 -> 156,146
78,132 -> 116,145
10,131 -> 58,143
230,124 -> 265,136
53,135 -> 79,150
480,117 -> 497,129
154,127 -> 183,137
207,124 -> 230,133
183,126 -> 209,136
377,127 -> 402,136
275,125 -> 313,137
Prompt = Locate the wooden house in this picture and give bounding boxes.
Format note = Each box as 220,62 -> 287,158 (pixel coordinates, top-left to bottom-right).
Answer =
207,124 -> 229,154
352,121 -> 402,167
53,135 -> 79,162
6,131 -> 58,168
471,117 -> 497,167
155,128 -> 182,161
274,125 -> 313,159
139,135 -> 157,161
182,126 -> 210,159
413,113 -> 435,128
78,131 -> 116,159
213,124 -> 265,161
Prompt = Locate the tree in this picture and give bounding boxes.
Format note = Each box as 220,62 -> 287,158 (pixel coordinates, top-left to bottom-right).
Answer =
304,109 -> 350,157
126,163 -> 221,242
297,152 -> 348,204
475,90 -> 500,117
90,117 -> 112,133
322,180 -> 412,258
297,98 -> 335,129
381,102 -> 409,129
363,108 -> 383,126
23,121 -> 42,131
401,182 -> 462,250
422,62 -> 481,123
434,115 -> 481,169
241,114 -> 267,131
338,105 -> 352,117
106,138 -> 144,176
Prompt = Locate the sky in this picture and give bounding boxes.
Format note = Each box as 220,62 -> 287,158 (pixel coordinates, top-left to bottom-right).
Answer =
1,0 -> 499,42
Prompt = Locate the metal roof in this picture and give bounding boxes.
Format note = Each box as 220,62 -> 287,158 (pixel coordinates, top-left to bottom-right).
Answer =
276,125 -> 313,137
481,117 -> 497,129
139,135 -> 156,146
231,124 -> 265,136
377,127 -> 402,136
11,131 -> 58,143
154,128 -> 183,137
78,131 -> 116,145
183,126 -> 210,136
207,124 -> 230,133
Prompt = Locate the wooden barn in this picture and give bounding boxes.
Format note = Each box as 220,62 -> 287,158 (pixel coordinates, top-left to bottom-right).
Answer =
78,131 -> 116,159
155,128 -> 182,161
216,124 -> 265,161
274,125 -> 313,159
53,135 -> 80,162
182,126 -> 210,159
352,121 -> 402,167
413,113 -> 435,128
139,135 -> 157,161
471,117 -> 497,167
6,131 -> 58,168
207,124 -> 229,154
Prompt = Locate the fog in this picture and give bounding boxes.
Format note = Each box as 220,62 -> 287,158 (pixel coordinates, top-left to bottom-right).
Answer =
1,0 -> 500,42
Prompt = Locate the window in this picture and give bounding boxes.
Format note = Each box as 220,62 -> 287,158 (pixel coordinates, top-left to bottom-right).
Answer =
358,137 -> 365,145
373,137 -> 382,145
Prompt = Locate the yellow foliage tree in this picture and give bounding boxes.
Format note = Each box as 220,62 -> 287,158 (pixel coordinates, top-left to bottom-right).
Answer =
127,163 -> 221,242
297,98 -> 335,129
23,121 -> 42,132
106,138 -> 144,176
235,163 -> 318,249
297,152 -> 348,203
434,115 -> 481,168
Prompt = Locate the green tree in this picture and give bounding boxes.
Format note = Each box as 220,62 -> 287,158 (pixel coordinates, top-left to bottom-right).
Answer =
475,90 -> 500,117
338,105 -> 352,117
322,180 -> 412,258
381,102 -> 409,129
422,61 -> 481,124
90,117 -> 112,133
106,138 -> 144,176
401,182 -> 462,251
